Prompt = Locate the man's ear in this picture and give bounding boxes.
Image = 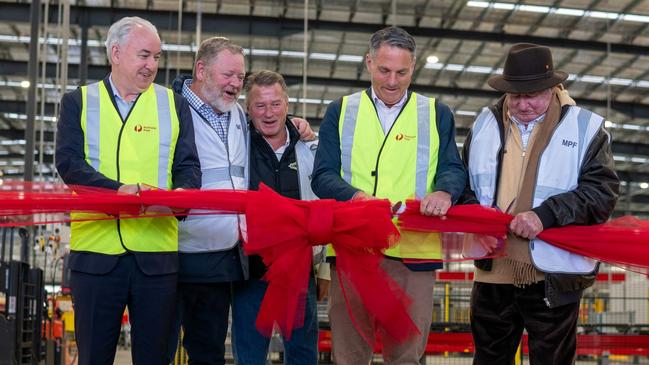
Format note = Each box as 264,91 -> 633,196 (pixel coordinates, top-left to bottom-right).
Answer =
110,45 -> 120,65
365,53 -> 372,73
195,61 -> 206,81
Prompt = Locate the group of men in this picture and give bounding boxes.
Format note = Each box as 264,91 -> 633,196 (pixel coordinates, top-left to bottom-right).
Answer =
55,15 -> 619,365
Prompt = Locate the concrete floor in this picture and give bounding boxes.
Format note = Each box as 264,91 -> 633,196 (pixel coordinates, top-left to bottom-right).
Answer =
113,348 -> 132,365
111,348 -> 648,365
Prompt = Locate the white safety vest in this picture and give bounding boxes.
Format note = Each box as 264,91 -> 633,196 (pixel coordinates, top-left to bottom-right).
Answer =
295,139 -> 325,262
178,103 -> 249,252
468,105 -> 604,274
295,139 -> 319,202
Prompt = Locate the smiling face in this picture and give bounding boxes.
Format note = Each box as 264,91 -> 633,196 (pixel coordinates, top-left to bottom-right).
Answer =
110,24 -> 161,97
507,88 -> 553,124
195,50 -> 245,113
247,83 -> 288,146
366,45 -> 415,107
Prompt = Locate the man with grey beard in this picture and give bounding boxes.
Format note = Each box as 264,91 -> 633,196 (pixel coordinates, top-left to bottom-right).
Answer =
169,37 -> 314,364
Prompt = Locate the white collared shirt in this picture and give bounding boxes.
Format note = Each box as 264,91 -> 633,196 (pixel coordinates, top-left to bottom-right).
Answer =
265,126 -> 290,160
371,88 -> 408,135
108,75 -> 136,120
510,113 -> 545,150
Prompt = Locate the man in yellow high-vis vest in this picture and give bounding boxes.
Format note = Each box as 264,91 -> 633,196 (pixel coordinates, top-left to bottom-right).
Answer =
311,26 -> 466,364
55,17 -> 201,365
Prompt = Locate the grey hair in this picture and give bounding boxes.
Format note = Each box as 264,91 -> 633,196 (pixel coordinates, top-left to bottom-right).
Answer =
105,17 -> 159,64
193,37 -> 245,79
369,26 -> 416,59
243,70 -> 288,109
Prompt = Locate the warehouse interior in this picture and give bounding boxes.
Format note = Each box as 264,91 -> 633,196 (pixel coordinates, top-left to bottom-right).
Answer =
1,0 -> 649,364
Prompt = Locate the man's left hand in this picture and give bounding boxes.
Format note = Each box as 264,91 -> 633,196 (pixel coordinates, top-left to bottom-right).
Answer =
291,117 -> 316,141
509,211 -> 544,239
420,191 -> 452,216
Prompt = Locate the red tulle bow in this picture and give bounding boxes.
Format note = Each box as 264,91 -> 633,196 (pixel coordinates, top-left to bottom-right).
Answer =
244,185 -> 419,343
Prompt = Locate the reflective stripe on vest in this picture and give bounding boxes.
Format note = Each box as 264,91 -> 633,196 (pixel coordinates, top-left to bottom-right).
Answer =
202,165 -> 245,182
468,105 -> 603,274
467,107 -> 501,207
71,81 -> 180,255
331,90 -> 441,259
295,140 -> 319,202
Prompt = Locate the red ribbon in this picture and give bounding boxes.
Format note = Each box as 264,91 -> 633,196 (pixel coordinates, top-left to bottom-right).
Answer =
5,183 -> 649,340
0,183 -> 419,343
400,202 -> 649,273
244,186 -> 418,342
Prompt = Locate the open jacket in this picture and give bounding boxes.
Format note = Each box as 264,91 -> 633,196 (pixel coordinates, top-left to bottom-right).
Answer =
460,95 -> 619,307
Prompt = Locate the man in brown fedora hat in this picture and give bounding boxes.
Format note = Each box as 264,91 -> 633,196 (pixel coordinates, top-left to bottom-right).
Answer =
461,43 -> 619,364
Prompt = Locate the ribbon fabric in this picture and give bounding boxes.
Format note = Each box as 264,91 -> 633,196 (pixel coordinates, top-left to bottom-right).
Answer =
399,202 -> 649,273
0,183 -> 418,343
3,183 -> 649,340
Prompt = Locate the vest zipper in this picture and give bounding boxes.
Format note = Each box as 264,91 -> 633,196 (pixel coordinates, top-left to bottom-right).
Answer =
110,82 -> 142,253
369,92 -> 411,196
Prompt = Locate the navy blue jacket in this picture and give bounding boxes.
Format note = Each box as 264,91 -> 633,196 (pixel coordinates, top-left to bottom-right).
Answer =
311,89 -> 467,270
56,76 -> 201,276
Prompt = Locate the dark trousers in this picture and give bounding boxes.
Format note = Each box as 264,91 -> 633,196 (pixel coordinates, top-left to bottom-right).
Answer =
70,254 -> 177,365
175,282 -> 232,365
470,281 -> 580,365
231,276 -> 319,365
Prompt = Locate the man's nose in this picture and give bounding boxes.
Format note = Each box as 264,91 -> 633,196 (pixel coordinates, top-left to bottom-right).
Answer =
387,73 -> 398,85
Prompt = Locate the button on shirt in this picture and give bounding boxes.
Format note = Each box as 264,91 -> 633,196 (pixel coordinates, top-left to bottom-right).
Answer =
371,88 -> 409,135
182,79 -> 231,149
509,113 -> 545,150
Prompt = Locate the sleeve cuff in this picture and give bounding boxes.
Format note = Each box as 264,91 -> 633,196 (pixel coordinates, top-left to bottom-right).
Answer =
532,205 -> 557,229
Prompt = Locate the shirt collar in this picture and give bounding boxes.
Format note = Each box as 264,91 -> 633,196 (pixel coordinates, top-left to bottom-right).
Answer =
371,87 -> 408,110
108,74 -> 134,104
264,126 -> 290,152
509,112 -> 545,130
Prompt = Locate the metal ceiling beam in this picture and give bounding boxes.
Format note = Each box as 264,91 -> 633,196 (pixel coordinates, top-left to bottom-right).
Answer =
4,66 -> 649,119
282,75 -> 649,119
3,3 -> 649,56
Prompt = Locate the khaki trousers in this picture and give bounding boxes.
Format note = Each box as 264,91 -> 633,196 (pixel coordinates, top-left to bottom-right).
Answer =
328,259 -> 435,365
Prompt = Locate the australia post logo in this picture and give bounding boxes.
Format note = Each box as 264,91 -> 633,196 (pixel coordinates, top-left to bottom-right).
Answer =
395,133 -> 415,141
133,124 -> 157,133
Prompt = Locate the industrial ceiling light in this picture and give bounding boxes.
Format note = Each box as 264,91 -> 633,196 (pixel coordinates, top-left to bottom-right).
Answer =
466,1 -> 649,23
20,80 -> 30,88
426,55 -> 439,64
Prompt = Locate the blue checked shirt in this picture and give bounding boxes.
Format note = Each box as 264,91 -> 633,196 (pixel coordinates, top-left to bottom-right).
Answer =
510,113 -> 545,150
182,79 -> 231,149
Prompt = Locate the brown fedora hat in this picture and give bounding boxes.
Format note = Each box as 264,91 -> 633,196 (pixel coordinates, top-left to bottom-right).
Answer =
487,43 -> 568,94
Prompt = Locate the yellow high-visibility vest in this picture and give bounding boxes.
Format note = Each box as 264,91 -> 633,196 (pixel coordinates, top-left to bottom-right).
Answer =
70,81 -> 179,254
330,90 -> 442,260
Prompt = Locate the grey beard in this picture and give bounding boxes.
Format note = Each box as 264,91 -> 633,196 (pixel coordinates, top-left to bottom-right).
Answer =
199,83 -> 237,113
209,97 -> 236,114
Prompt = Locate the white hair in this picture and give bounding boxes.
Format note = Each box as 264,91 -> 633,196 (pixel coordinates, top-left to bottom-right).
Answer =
105,17 -> 159,64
